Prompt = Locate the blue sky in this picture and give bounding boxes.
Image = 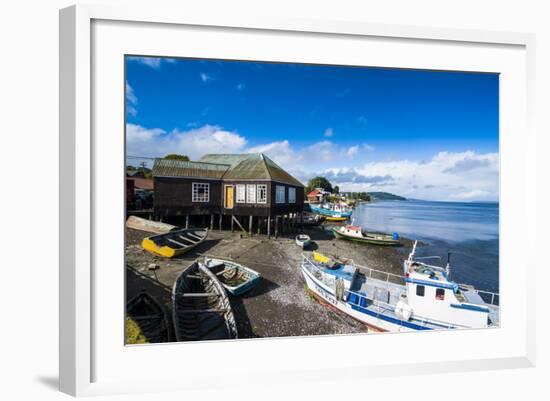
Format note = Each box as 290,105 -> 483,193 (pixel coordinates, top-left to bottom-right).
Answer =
126,56 -> 499,201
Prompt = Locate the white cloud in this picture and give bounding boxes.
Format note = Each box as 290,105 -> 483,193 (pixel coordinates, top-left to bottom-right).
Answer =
125,123 -> 498,201
126,81 -> 137,116
248,140 -> 300,167
126,124 -> 247,160
200,72 -> 214,83
324,128 -> 334,138
363,144 -> 375,151
351,151 -> 499,201
127,57 -> 175,69
347,145 -> 359,157
236,83 -> 246,91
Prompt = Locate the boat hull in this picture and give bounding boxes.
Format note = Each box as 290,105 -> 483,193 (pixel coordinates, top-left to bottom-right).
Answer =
142,228 -> 208,258
332,227 -> 399,246
203,258 -> 261,296
301,264 -> 425,332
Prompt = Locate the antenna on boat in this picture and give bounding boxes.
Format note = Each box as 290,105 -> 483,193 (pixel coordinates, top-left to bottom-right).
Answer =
446,251 -> 452,277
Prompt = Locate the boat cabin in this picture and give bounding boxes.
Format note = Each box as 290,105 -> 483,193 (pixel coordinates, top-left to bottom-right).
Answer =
403,259 -> 491,328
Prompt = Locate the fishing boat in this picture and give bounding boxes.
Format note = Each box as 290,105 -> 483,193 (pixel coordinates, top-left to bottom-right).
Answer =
295,234 -> 311,249
142,228 -> 208,258
324,215 -> 348,222
333,225 -> 400,246
302,214 -> 324,226
202,258 -> 261,296
301,241 -> 499,332
172,262 -> 238,341
309,203 -> 353,218
126,292 -> 170,343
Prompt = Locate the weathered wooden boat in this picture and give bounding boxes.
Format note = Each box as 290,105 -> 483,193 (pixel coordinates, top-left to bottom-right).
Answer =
142,228 -> 208,258
295,234 -> 311,249
172,262 -> 238,341
203,258 -> 261,296
333,225 -> 400,246
126,215 -> 177,234
126,292 -> 170,344
301,241 -> 500,332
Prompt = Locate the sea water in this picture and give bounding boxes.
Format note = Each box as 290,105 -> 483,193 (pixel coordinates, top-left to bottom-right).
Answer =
351,200 -> 499,292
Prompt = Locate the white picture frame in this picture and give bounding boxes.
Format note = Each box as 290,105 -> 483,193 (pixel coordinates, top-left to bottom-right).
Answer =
59,4 -> 536,397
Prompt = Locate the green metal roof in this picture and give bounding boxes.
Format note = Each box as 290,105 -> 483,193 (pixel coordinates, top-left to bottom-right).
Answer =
153,153 -> 304,187
200,153 -> 304,187
152,159 -> 230,179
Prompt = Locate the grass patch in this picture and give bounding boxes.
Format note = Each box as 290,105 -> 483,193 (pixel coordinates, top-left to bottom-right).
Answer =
126,317 -> 149,344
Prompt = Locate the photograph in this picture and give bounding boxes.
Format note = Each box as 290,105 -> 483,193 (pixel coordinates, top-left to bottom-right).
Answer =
124,55 -> 500,344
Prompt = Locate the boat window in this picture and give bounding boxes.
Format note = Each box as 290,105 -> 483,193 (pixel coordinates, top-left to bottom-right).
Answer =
246,184 -> 257,203
276,185 -> 285,203
416,285 -> 425,297
236,184 -> 246,203
288,187 -> 296,203
435,288 -> 445,300
192,183 -> 209,202
257,184 -> 267,204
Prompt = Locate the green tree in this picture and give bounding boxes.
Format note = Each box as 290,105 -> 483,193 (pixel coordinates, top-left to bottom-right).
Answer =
306,176 -> 333,194
164,154 -> 190,161
334,185 -> 340,194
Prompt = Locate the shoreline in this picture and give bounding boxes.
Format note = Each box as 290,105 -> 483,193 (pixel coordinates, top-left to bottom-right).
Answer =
125,223 -> 416,342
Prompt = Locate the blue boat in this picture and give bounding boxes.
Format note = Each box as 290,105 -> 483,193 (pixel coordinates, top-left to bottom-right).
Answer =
309,203 -> 353,218
202,258 -> 261,296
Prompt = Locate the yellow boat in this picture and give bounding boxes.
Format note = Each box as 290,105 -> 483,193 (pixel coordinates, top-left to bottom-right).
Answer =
324,216 -> 348,222
142,228 -> 208,258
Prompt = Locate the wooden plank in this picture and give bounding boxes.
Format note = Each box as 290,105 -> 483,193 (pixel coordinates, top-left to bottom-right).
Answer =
176,235 -> 198,244
186,232 -> 204,241
167,238 -> 187,247
231,215 -> 248,235
179,293 -> 220,298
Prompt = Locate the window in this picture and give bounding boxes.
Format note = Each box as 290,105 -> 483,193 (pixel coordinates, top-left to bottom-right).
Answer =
416,285 -> 425,297
257,184 -> 267,204
276,185 -> 285,203
236,184 -> 246,203
246,184 -> 256,203
288,187 -> 296,203
192,183 -> 209,202
435,288 -> 445,300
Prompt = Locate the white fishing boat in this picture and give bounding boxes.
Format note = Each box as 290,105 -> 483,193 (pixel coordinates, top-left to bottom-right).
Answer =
300,241 -> 499,332
295,234 -> 311,249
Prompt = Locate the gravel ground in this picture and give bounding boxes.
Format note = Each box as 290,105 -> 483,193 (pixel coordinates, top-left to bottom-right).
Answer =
125,222 -> 417,341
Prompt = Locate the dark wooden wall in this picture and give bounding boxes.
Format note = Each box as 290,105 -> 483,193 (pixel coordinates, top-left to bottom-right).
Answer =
154,177 -> 222,217
154,177 -> 304,218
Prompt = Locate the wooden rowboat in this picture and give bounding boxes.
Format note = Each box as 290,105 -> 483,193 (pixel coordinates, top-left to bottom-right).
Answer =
172,262 -> 238,341
142,228 -> 208,258
333,225 -> 400,246
126,292 -> 170,344
203,258 -> 261,296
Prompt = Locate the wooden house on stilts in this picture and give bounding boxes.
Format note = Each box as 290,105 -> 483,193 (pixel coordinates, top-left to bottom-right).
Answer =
152,153 -> 305,237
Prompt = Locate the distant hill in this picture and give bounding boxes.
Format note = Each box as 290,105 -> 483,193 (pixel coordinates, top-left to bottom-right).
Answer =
367,192 -> 407,201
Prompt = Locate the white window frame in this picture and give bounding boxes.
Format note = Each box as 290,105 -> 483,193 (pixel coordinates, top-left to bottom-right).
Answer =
276,185 -> 285,204
192,182 -> 210,203
236,184 -> 246,203
288,187 -> 296,203
246,184 -> 257,203
257,184 -> 267,204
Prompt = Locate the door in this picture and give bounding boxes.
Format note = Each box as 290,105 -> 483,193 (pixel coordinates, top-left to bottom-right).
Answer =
225,185 -> 234,209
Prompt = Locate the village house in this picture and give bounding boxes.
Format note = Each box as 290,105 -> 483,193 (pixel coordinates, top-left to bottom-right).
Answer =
306,187 -> 331,203
152,153 -> 305,237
